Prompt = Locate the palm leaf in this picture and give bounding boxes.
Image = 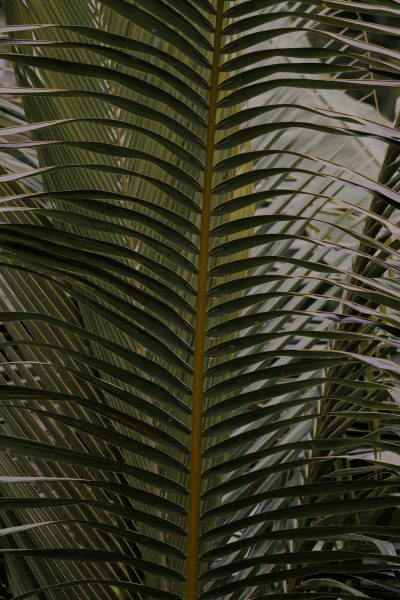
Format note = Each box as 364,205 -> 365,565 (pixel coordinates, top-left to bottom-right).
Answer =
0,1 -> 399,599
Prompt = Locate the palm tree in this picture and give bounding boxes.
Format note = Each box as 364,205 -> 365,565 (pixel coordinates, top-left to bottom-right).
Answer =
0,1 -> 399,599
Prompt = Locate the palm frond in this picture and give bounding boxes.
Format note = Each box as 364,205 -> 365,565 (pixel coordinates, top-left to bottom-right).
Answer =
0,1 -> 399,599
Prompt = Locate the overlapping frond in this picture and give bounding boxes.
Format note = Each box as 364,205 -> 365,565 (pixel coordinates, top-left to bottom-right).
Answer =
0,1 -> 399,599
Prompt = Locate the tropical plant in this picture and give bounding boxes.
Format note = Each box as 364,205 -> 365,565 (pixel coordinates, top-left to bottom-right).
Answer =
0,1 -> 399,599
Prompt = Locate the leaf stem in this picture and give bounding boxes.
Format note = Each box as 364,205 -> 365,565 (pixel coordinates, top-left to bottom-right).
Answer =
185,2 -> 224,599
